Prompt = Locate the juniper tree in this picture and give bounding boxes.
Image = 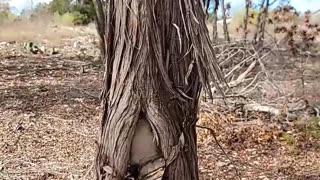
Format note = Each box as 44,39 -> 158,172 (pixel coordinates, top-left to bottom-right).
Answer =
94,0 -> 224,179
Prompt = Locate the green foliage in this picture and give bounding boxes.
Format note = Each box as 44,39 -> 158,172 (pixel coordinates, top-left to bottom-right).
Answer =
49,0 -> 72,15
37,0 -> 95,25
71,0 -> 95,25
53,11 -> 75,26
280,133 -> 296,145
71,11 -> 89,25
34,3 -> 50,15
0,11 -> 8,23
294,117 -> 320,140
0,11 -> 17,24
61,12 -> 76,26
305,117 -> 320,139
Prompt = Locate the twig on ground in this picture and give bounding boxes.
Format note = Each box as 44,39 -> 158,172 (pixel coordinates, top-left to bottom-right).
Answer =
196,125 -> 241,180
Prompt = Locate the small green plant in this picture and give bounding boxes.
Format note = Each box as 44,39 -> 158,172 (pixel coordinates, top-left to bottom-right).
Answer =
294,117 -> 320,140
305,117 -> 320,139
280,133 -> 296,145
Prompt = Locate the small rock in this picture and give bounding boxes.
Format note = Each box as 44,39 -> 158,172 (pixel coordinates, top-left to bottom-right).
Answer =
216,161 -> 228,167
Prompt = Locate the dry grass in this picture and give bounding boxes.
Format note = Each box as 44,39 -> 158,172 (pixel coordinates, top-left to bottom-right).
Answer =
0,19 -> 79,46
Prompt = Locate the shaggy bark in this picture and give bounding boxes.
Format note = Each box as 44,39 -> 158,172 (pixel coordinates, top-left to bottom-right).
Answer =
94,0 -> 224,179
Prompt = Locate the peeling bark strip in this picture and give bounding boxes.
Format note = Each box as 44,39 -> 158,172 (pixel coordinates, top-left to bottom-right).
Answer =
95,0 -> 224,179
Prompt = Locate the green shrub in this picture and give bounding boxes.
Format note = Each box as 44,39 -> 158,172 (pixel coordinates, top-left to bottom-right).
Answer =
71,11 -> 90,25
0,11 -> 9,24
0,11 -> 17,24
53,11 -> 75,26
61,12 -> 75,25
49,0 -> 72,15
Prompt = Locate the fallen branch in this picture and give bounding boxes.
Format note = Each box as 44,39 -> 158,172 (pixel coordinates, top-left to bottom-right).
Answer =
196,125 -> 241,180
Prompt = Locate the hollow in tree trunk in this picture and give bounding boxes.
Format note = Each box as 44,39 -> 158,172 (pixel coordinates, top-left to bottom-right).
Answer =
94,0 -> 224,179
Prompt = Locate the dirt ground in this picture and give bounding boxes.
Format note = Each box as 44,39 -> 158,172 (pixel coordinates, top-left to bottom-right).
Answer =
1,28 -> 320,180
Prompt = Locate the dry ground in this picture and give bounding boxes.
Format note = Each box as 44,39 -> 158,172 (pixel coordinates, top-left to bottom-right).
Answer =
1,26 -> 320,180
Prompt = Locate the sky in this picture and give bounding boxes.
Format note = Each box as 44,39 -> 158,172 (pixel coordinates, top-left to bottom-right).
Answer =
9,0 -> 52,14
8,0 -> 320,15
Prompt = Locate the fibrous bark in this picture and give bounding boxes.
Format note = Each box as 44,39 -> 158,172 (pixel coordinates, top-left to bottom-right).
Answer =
95,0 -> 224,180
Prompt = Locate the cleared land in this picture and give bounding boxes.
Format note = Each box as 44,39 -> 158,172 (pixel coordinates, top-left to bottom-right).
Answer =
0,25 -> 320,180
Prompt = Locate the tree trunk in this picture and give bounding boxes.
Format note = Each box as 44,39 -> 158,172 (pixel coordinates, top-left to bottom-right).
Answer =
212,1 -> 219,41
243,0 -> 250,39
221,0 -> 230,42
253,0 -> 266,43
93,0 -> 106,61
257,0 -> 269,44
94,0 -> 224,180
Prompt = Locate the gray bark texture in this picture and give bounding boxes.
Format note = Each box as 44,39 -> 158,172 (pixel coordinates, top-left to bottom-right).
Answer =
94,0 -> 224,179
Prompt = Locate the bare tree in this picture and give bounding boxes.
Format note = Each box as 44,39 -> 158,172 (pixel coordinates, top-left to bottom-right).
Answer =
94,0 -> 224,180
253,0 -> 266,42
257,0 -> 270,43
221,0 -> 230,42
212,0 -> 219,41
243,0 -> 252,39
254,0 -> 277,43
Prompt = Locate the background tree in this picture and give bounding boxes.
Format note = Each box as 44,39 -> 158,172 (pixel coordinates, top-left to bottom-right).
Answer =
93,0 -> 106,60
253,0 -> 266,42
94,0 -> 224,179
71,0 -> 95,25
212,0 -> 219,41
243,0 -> 252,39
254,0 -> 279,44
221,1 -> 230,42
48,0 -> 72,15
